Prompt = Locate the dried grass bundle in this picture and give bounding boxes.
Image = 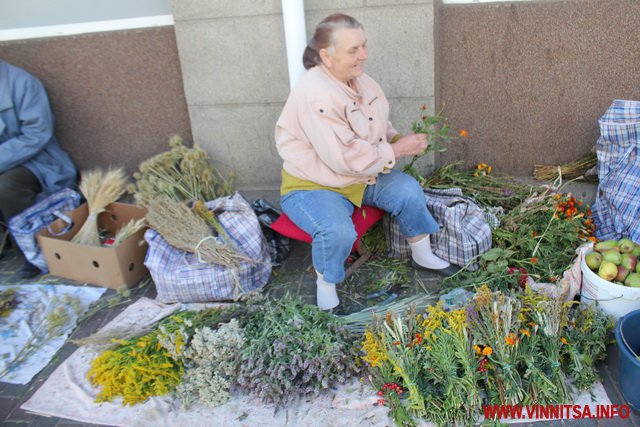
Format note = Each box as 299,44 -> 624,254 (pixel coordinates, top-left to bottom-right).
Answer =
533,152 -> 597,181
72,168 -> 128,246
114,218 -> 147,246
146,197 -> 252,268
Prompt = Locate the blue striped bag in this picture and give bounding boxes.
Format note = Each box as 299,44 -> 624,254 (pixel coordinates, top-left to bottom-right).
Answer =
8,188 -> 82,273
592,100 -> 640,242
144,193 -> 272,303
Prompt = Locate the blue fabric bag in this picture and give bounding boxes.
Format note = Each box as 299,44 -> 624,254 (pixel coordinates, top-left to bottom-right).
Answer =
8,188 -> 82,273
592,100 -> 640,242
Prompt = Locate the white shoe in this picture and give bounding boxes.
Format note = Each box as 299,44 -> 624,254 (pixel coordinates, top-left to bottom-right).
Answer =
409,235 -> 451,269
316,273 -> 339,310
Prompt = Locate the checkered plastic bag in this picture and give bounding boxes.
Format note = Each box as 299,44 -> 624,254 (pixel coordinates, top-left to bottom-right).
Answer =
592,99 -> 640,242
8,188 -> 82,273
385,187 -> 494,271
144,193 -> 272,302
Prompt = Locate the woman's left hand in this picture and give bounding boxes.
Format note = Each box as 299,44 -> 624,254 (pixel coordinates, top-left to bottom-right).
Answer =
390,133 -> 428,159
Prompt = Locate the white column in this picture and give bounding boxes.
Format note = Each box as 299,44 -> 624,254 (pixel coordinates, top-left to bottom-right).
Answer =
281,0 -> 307,90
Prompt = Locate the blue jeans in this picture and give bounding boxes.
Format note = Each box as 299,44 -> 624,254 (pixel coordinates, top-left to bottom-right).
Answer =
280,169 -> 439,283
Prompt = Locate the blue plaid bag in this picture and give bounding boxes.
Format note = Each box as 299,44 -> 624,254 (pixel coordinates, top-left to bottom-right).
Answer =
8,188 -> 82,272
144,192 -> 272,302
385,187 -> 495,271
592,100 -> 640,241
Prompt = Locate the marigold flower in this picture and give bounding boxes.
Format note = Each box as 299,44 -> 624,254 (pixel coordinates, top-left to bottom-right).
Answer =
587,236 -> 597,242
459,129 -> 469,138
530,257 -> 538,264
520,328 -> 530,337
560,337 -> 568,345
473,344 -> 482,355
482,346 -> 493,356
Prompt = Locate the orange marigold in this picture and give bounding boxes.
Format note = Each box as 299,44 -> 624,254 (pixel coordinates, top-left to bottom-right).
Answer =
459,129 -> 469,138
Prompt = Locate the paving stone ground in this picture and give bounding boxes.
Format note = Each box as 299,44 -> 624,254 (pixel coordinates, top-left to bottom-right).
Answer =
1,224 -> 639,426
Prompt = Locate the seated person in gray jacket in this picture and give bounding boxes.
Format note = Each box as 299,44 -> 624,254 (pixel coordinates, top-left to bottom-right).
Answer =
0,59 -> 77,278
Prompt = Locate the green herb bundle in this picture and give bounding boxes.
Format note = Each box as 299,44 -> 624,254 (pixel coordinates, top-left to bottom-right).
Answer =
421,162 -> 536,210
237,295 -> 363,407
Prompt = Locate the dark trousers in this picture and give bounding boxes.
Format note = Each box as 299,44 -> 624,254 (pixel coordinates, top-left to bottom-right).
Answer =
0,166 -> 42,259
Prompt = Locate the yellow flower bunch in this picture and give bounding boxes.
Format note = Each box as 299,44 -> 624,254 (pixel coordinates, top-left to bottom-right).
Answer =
362,329 -> 388,368
419,302 -> 448,342
474,163 -> 492,177
88,333 -> 184,406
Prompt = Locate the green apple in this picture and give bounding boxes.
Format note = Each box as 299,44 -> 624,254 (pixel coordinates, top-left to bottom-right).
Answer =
602,250 -> 622,265
617,238 -> 635,253
585,252 -> 603,271
624,272 -> 640,288
632,244 -> 640,257
598,261 -> 618,282
595,240 -> 619,252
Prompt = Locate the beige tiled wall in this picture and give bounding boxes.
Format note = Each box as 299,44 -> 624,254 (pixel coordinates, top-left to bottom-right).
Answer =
172,0 -> 436,190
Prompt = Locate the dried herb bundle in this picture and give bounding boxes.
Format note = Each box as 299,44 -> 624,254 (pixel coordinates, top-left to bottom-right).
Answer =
145,196 -> 250,268
72,168 -> 128,246
130,135 -> 233,206
534,152 -> 597,182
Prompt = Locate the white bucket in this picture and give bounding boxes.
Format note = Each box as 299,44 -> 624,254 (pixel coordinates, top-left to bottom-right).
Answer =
581,255 -> 640,318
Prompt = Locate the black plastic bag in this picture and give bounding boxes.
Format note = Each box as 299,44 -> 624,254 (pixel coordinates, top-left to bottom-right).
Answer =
251,199 -> 290,266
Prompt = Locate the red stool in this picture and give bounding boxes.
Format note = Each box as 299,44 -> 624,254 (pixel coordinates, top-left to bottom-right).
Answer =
270,205 -> 385,277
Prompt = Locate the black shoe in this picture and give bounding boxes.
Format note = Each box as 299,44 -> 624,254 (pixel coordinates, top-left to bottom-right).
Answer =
17,262 -> 41,279
410,258 -> 460,277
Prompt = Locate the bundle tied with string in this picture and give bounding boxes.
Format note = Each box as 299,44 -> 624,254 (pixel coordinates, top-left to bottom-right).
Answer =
72,168 -> 128,246
145,196 -> 253,269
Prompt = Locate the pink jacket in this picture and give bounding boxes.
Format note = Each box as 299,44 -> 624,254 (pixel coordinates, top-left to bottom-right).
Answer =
275,65 -> 398,188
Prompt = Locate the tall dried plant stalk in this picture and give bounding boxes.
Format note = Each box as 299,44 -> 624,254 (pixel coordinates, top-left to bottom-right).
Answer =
145,197 -> 252,268
114,218 -> 147,246
72,168 -> 128,246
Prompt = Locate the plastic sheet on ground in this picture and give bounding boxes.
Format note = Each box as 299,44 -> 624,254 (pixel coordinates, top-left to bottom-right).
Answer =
21,297 -> 611,426
0,284 -> 106,384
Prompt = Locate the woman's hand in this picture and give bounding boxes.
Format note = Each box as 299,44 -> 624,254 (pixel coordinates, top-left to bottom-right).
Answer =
390,133 -> 428,159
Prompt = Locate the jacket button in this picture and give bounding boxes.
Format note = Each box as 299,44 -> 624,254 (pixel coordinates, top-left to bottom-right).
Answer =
319,109 -> 324,113
379,138 -> 382,142
369,117 -> 373,121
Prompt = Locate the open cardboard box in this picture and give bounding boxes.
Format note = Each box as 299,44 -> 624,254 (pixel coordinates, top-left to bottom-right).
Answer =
36,202 -> 148,289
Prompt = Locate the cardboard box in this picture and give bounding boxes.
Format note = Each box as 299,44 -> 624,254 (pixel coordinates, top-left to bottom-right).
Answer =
36,202 -> 149,289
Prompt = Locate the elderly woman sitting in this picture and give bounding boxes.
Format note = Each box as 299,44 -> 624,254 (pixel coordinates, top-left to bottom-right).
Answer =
275,13 -> 455,310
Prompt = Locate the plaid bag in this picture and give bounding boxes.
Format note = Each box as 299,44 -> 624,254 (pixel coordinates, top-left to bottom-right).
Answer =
592,99 -> 640,242
144,192 -> 272,303
8,188 -> 82,273
385,188 -> 494,271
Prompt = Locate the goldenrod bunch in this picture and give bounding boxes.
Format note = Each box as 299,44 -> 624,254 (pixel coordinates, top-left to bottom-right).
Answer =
129,135 -> 234,206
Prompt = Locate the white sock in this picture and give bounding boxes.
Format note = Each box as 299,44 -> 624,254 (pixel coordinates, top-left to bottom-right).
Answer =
409,235 -> 450,269
316,272 -> 339,310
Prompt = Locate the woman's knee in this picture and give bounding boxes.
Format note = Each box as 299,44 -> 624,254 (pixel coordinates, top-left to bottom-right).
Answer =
315,221 -> 357,250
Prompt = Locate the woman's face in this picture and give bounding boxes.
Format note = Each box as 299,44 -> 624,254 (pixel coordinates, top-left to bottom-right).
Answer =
320,28 -> 368,83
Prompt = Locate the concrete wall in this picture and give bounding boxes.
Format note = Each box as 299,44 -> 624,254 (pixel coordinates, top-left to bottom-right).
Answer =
0,27 -> 192,176
437,0 -> 640,175
172,0 -> 436,191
